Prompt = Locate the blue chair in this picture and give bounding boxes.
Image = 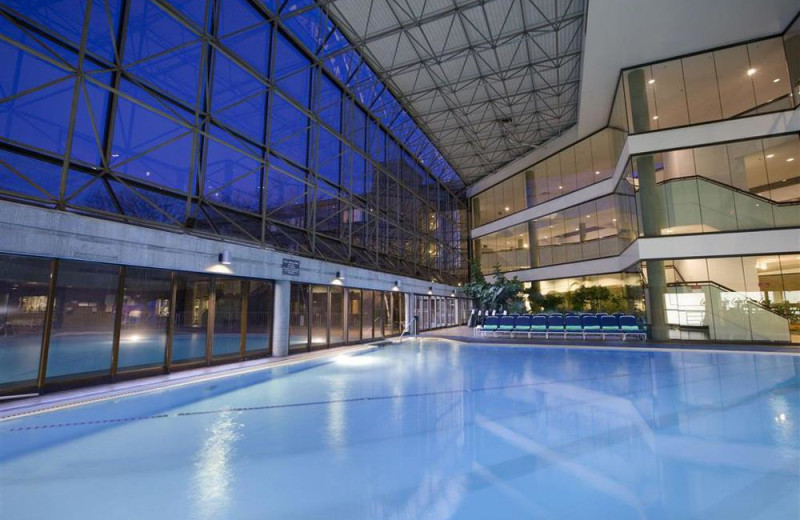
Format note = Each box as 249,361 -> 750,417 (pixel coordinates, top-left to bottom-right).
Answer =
547,315 -> 565,338
479,315 -> 499,336
600,315 -> 622,339
620,315 -> 646,340
530,315 -> 548,338
512,315 -> 533,336
496,315 -> 516,336
581,315 -> 602,338
564,315 -> 584,338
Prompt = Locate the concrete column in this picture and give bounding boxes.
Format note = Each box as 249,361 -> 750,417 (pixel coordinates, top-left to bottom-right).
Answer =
272,279 -> 291,357
629,70 -> 669,341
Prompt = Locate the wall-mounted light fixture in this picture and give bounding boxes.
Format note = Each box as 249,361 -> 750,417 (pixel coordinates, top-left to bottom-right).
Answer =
450,290 -> 456,297
392,281 -> 400,292
427,286 -> 433,295
219,249 -> 232,265
332,271 -> 344,285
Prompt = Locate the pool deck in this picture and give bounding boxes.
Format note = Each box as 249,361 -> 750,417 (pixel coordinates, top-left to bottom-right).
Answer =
420,325 -> 800,354
3,331 -> 798,420
0,343 -> 378,420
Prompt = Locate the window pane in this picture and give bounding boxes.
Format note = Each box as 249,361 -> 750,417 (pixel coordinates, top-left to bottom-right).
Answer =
347,289 -> 361,342
213,279 -> 242,357
361,290 -> 373,339
289,283 -> 309,351
714,45 -> 756,118
172,274 -> 209,363
46,261 -> 119,380
683,53 -> 722,123
0,254 -> 50,389
330,286 -> 344,344
117,267 -> 171,371
310,285 -> 328,349
246,280 -> 273,353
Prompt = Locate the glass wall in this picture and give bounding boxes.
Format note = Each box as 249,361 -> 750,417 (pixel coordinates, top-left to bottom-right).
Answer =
46,261 -> 120,381
0,0 -> 467,285
330,286 -> 344,345
288,283 -> 404,353
471,128 -> 626,227
213,279 -> 242,358
527,272 -> 645,315
649,254 -> 800,343
362,290 -> 374,340
347,289 -> 362,343
289,283 -> 310,353
622,36 -> 796,133
631,134 -> 800,236
415,296 -> 470,331
785,16 -> 800,107
0,253 -> 276,395
0,256 -> 52,391
474,176 -> 638,274
246,281 -> 273,354
172,274 -> 210,364
117,267 -> 171,372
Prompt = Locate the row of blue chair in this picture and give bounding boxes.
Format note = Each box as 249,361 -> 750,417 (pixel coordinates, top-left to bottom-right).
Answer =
476,314 -> 646,340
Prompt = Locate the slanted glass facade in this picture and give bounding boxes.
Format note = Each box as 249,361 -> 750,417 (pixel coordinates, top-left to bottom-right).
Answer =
0,0 -> 467,284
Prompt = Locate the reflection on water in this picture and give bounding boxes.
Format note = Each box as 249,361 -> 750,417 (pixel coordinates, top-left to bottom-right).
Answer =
192,410 -> 242,520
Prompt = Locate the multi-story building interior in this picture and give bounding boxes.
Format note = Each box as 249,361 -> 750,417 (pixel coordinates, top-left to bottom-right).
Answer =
0,0 -> 798,399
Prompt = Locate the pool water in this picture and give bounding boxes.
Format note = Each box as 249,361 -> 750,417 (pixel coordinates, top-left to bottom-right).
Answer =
1,340 -> 799,520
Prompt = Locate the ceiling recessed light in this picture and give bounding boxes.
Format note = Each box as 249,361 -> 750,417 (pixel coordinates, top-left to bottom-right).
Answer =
773,78 -> 781,83
575,228 -> 580,231
652,115 -> 659,120
647,79 -> 655,85
747,68 -> 756,76
766,154 -> 775,158
504,206 -> 510,211
612,218 -> 617,222
558,185 -> 563,189
586,215 -> 591,218
788,158 -> 795,162
595,170 -> 600,175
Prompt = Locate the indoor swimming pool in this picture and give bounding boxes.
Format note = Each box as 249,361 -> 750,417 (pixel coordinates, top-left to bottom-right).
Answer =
1,340 -> 799,520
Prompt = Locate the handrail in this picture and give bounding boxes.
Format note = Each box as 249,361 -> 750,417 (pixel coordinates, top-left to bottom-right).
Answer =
657,174 -> 800,207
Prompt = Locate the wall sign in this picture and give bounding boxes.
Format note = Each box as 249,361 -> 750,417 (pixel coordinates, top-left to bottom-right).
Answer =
281,258 -> 300,276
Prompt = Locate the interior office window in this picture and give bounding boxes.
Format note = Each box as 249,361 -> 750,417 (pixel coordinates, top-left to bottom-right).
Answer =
0,254 -> 51,389
46,261 -> 120,380
213,279 -> 242,358
683,53 -> 723,123
117,267 -> 171,372
747,39 -> 793,113
172,273 -> 210,363
714,45 -> 757,119
329,286 -> 344,345
289,283 -> 309,352
246,280 -> 273,353
310,285 -> 328,349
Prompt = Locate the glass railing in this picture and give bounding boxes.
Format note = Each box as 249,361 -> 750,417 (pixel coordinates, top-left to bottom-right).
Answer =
630,134 -> 800,236
665,282 -> 791,342
473,177 -> 638,274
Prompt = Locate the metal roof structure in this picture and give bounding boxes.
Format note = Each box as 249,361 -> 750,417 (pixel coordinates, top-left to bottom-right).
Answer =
323,0 -> 587,185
